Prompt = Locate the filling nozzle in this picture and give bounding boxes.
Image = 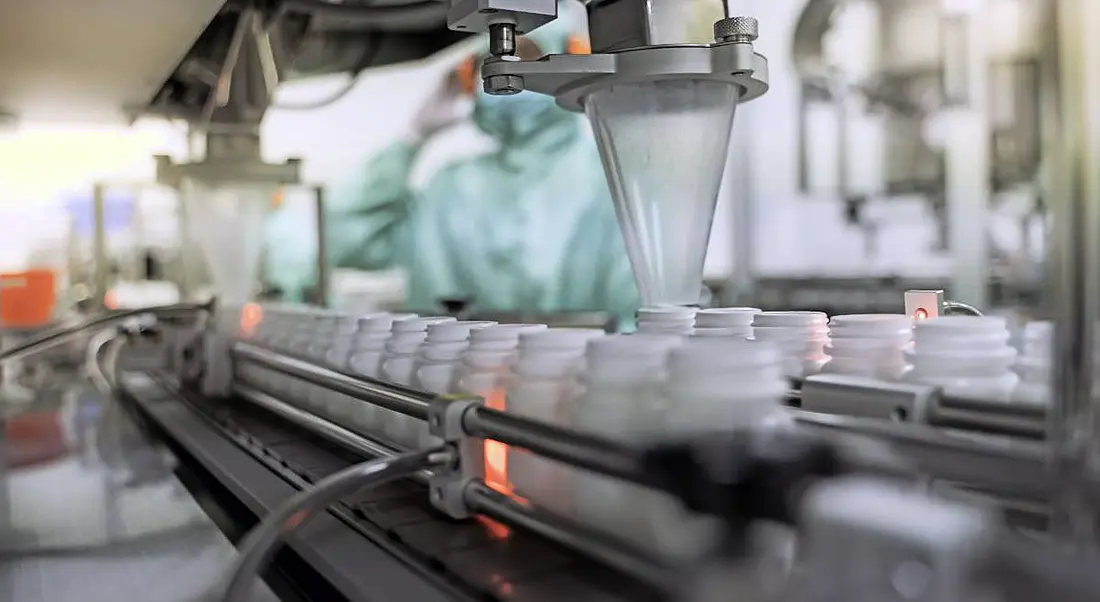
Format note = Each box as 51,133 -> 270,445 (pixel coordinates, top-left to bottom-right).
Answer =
448,1 -> 772,306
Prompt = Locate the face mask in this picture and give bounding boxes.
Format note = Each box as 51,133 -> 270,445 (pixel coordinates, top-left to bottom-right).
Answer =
473,89 -> 563,141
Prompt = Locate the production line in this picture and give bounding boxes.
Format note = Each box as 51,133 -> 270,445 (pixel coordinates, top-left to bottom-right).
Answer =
5,0 -> 1100,601
4,292 -> 1089,602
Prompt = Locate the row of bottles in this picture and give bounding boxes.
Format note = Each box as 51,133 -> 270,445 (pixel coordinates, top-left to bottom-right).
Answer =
631,307 -> 1049,403
247,306 -> 791,559
244,305 -> 1054,557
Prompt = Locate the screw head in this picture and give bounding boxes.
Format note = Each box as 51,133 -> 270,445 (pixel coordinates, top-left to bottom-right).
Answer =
714,16 -> 759,43
484,74 -> 524,95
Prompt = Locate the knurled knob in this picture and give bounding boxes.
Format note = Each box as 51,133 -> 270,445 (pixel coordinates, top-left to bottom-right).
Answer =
714,16 -> 759,43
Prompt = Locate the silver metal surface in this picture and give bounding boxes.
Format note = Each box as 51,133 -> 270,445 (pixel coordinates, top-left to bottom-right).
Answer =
92,183 -> 108,312
488,22 -> 516,56
155,132 -> 301,189
312,186 -> 329,308
801,375 -> 939,423
713,16 -> 758,44
233,384 -> 429,481
1043,0 -> 1100,542
232,342 -> 433,420
427,396 -> 483,519
792,410 -> 1100,502
462,405 -> 647,486
481,42 -> 769,111
446,0 -> 557,35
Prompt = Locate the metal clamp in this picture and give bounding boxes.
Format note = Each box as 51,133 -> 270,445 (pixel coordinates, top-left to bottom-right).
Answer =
427,394 -> 484,520
481,38 -> 769,111
801,374 -> 941,423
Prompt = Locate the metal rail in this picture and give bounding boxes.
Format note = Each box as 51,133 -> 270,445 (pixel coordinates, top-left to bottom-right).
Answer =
233,342 -> 433,420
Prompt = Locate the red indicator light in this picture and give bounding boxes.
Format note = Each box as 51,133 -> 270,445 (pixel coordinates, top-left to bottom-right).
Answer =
914,308 -> 929,321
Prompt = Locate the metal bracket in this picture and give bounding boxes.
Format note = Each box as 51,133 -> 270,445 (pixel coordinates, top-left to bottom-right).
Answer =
427,395 -> 484,520
482,42 -> 769,112
155,154 -> 301,189
447,0 -> 557,35
801,374 -> 941,424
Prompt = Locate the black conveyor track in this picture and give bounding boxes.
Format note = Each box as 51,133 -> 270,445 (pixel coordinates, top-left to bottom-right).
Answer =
117,371 -> 661,602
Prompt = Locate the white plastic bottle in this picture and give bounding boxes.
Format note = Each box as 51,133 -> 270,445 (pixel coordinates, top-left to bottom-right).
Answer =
904,316 -> 1018,401
823,314 -> 912,381
751,311 -> 830,378
453,324 -> 549,493
379,316 -> 456,446
408,320 -> 497,447
692,307 -> 760,338
572,334 -> 682,546
343,313 -> 418,435
507,328 -> 606,515
635,305 -> 697,335
348,313 -> 419,379
653,338 -> 788,560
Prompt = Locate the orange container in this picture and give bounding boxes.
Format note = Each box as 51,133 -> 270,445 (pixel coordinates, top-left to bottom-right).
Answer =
0,269 -> 57,328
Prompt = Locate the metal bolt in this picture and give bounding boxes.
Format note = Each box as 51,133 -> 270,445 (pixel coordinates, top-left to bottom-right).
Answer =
488,22 -> 516,57
714,16 -> 759,44
484,74 -> 524,95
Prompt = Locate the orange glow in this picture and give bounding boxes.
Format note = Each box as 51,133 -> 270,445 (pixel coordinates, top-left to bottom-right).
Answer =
567,35 -> 592,55
477,516 -> 512,540
914,308 -> 929,321
104,289 -> 119,310
483,387 -> 512,495
239,303 -> 264,337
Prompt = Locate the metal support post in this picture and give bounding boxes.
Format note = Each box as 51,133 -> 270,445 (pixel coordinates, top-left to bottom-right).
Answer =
1043,0 -> 1100,544
313,186 -> 329,308
92,182 -> 108,311
942,2 -> 992,310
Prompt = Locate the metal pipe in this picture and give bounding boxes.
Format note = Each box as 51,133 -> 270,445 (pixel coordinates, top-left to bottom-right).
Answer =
232,343 -> 433,420
793,410 -> 1100,501
1043,0 -> 1100,542
463,480 -> 673,589
313,185 -> 329,308
92,182 -> 108,311
234,384 -> 431,481
461,406 -> 650,487
0,303 -> 208,366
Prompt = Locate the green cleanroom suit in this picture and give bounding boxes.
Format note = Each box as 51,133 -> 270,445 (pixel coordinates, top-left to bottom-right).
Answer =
265,14 -> 639,319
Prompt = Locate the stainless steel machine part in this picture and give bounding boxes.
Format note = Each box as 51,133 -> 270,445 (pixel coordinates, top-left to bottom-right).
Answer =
446,0 -> 768,107
1042,0 -> 1100,543
233,342 -> 433,421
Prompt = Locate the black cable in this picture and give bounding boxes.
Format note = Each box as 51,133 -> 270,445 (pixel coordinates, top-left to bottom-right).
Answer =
271,73 -> 361,109
271,31 -> 378,110
0,302 -> 211,366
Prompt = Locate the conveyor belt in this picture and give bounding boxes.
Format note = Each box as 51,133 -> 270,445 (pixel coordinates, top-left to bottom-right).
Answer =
117,371 -> 661,602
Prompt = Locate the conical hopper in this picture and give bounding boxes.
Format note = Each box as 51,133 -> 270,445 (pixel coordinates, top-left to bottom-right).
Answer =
585,79 -> 740,306
179,178 -> 273,304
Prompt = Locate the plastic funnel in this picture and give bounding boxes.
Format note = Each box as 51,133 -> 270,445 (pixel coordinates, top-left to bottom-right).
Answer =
585,79 -> 740,306
181,179 -> 273,304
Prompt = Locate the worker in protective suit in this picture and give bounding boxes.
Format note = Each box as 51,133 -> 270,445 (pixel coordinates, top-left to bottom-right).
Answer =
265,0 -> 638,319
